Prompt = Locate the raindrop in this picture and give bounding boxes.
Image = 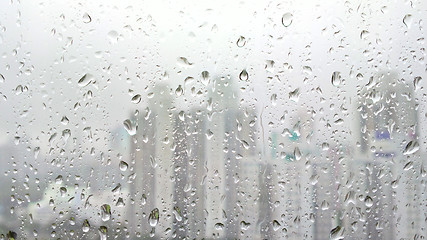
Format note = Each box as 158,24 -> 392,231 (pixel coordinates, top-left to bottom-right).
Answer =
131,94 -> 141,104
289,88 -> 300,102
82,219 -> 90,232
77,73 -> 94,87
177,57 -> 193,67
173,206 -> 182,221
83,13 -> 92,23
236,36 -> 246,47
0,73 -> 4,83
271,94 -> 277,106
403,161 -> 414,171
403,14 -> 413,28
61,116 -> 69,125
265,60 -> 275,72
98,226 -> 107,240
330,226 -> 344,240
201,71 -> 210,85
214,223 -> 224,230
7,231 -> 17,240
403,140 -> 419,155
107,30 -> 118,43
282,13 -> 293,27
101,204 -> 111,222
239,69 -> 249,81
116,197 -> 125,207
206,129 -> 214,140
294,147 -> 301,160
240,221 -> 251,230
413,76 -> 422,91
60,187 -> 67,197
175,85 -> 183,96
148,208 -> 159,227
119,161 -> 128,171
272,220 -> 281,231
364,196 -> 373,207
331,71 -> 341,87
123,119 -> 137,136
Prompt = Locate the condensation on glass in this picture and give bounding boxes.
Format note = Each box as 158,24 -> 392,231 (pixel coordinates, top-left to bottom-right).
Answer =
0,0 -> 426,239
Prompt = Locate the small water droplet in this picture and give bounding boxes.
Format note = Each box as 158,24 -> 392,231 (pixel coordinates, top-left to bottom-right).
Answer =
289,88 -> 300,102
413,76 -> 422,91
282,13 -> 293,27
175,85 -> 183,96
331,71 -> 341,87
83,13 -> 92,23
131,94 -> 141,104
107,30 -> 118,43
270,94 -> 277,106
330,226 -> 344,240
201,71 -> 210,85
403,161 -> 414,171
236,36 -> 246,47
239,69 -> 249,81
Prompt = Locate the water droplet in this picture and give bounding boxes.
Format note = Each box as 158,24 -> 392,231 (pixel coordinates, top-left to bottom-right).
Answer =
272,220 -> 281,231
360,30 -> 369,39
60,187 -> 67,197
101,204 -> 111,222
148,208 -> 159,227
240,221 -> 251,230
289,88 -> 300,102
78,73 -> 94,87
214,223 -> 224,230
61,116 -> 69,125
201,71 -> 210,85
403,14 -> 413,28
175,85 -> 183,96
414,76 -> 422,91
330,226 -> 344,240
239,69 -> 249,81
82,219 -> 90,232
403,161 -> 414,171
116,197 -> 125,207
265,60 -> 275,72
364,196 -> 373,207
55,175 -> 63,184
131,94 -> 141,104
294,147 -> 301,160
236,36 -> 246,47
83,13 -> 92,23
331,71 -> 341,87
107,30 -> 118,43
173,206 -> 182,221
177,57 -> 193,67
123,119 -> 137,136
119,161 -> 128,171
206,129 -> 214,140
0,73 -> 5,83
98,226 -> 107,240
282,13 -> 293,27
271,94 -> 277,106
7,231 -> 17,240
403,140 -> 419,155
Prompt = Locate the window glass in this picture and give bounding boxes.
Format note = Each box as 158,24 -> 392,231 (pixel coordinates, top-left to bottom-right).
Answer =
0,0 -> 426,239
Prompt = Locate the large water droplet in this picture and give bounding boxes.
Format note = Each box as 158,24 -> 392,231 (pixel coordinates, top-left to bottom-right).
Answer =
119,161 -> 128,171
289,88 -> 300,102
78,74 -> 94,87
173,206 -> 182,221
201,71 -> 210,85
330,226 -> 344,240
364,196 -> 373,207
272,220 -> 281,231
413,76 -> 422,91
123,119 -> 137,136
403,14 -> 413,28
236,36 -> 246,47
101,204 -> 111,222
148,208 -> 159,227
131,94 -> 141,104
82,219 -> 90,232
98,226 -> 107,240
239,69 -> 249,81
282,13 -> 293,27
214,223 -> 224,230
175,85 -> 183,96
403,140 -> 419,155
